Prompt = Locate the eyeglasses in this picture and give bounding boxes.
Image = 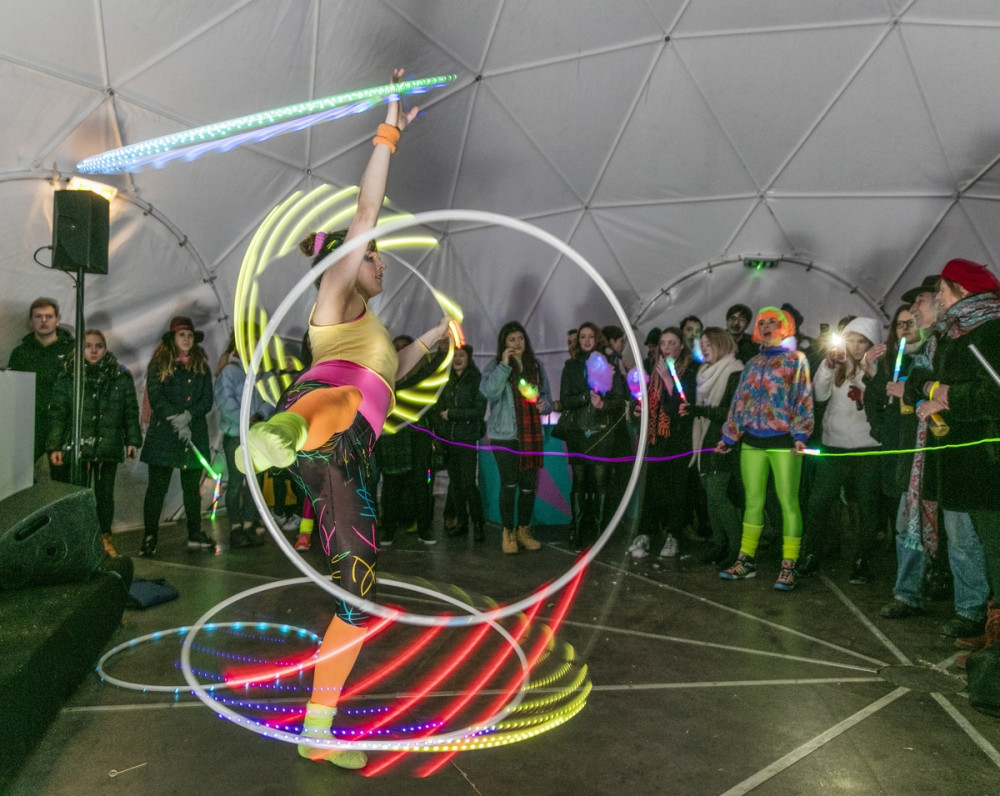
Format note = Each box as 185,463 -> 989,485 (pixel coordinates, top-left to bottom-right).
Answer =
895,320 -> 916,329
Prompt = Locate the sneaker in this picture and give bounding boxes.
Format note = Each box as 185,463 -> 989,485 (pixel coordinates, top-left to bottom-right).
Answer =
629,534 -> 650,559
774,559 -> 796,591
419,533 -> 437,546
294,533 -> 312,552
282,513 -> 302,532
880,599 -> 923,619
187,530 -> 215,550
848,558 -> 868,584
659,534 -> 679,558
719,552 -> 756,580
139,534 -> 157,557
940,614 -> 985,638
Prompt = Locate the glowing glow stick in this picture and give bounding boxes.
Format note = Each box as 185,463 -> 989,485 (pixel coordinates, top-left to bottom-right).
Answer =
77,75 -> 456,174
892,339 -> 905,383
188,442 -> 222,520
665,357 -> 687,403
518,378 -> 539,403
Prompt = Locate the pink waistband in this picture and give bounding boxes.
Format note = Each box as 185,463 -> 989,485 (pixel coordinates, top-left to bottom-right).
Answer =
296,360 -> 392,438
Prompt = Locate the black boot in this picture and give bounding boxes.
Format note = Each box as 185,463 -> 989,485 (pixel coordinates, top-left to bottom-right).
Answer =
473,521 -> 485,542
139,532 -> 157,557
569,490 -> 585,551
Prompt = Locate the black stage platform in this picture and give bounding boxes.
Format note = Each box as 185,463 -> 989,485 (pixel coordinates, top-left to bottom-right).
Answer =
6,513 -> 1000,795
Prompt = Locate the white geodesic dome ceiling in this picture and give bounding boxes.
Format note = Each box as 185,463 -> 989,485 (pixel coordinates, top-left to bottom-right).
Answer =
4,0 -> 1000,523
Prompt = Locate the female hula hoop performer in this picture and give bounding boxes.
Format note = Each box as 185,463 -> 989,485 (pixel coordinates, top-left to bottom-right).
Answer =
239,68 -> 450,770
716,306 -> 814,592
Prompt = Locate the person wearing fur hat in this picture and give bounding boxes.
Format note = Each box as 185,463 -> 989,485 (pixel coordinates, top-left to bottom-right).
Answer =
913,258 -> 1000,649
717,306 -> 814,590
139,315 -> 214,555
797,316 -> 884,584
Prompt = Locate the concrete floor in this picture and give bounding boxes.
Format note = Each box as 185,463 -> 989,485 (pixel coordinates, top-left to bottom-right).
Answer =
8,513 -> 1000,796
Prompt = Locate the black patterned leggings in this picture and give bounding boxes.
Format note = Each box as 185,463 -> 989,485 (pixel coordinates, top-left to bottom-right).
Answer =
280,382 -> 379,628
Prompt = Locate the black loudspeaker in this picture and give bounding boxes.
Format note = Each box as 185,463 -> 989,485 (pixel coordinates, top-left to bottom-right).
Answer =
52,190 -> 109,275
0,482 -> 103,590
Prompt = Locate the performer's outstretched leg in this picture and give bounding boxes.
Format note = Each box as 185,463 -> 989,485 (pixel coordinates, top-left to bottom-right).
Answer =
238,386 -> 362,472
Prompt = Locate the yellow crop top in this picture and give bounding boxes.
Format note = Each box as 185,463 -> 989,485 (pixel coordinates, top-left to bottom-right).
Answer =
308,302 -> 398,397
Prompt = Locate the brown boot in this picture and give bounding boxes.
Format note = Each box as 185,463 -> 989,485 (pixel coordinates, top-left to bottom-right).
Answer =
516,525 -> 541,551
101,533 -> 117,558
502,528 -> 518,554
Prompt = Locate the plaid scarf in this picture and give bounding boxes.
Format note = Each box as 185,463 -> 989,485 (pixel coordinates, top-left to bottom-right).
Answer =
514,389 -> 544,470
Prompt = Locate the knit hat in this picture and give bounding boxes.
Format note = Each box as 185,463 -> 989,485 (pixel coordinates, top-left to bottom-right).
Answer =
940,258 -> 1000,296
725,303 -> 753,324
901,275 -> 938,304
841,316 -> 882,346
644,327 -> 662,346
162,315 -> 204,345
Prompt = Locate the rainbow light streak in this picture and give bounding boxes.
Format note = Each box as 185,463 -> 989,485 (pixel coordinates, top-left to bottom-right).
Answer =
412,568 -> 585,775
76,75 -> 457,174
665,357 -> 687,403
223,613 -> 396,690
367,599 -> 547,775
892,338 -> 905,383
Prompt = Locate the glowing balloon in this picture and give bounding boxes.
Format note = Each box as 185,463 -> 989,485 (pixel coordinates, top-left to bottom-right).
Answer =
585,352 -> 613,394
627,367 -> 648,401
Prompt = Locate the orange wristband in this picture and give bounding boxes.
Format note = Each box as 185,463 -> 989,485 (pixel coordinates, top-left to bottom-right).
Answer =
372,123 -> 400,153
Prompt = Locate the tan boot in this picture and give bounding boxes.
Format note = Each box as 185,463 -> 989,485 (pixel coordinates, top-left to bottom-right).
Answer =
516,525 -> 541,551
101,533 -> 117,558
502,527 -> 518,554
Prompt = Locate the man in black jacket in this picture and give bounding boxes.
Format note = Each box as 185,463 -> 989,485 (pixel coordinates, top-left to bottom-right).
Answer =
7,297 -> 74,481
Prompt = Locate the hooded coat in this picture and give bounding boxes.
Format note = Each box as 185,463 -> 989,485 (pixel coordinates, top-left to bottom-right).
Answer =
46,352 -> 142,462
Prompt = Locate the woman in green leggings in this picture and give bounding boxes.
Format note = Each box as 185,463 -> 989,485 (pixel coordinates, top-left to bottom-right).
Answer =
716,307 -> 814,591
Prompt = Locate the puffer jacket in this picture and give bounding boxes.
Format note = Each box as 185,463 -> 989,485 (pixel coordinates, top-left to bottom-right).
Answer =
46,352 -> 142,462
433,365 -> 486,444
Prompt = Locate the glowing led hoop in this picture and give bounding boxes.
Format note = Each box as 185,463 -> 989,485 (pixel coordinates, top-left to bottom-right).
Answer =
240,210 -> 649,628
76,75 -> 456,174
233,184 -> 445,410
96,621 -> 322,694
179,576 -> 535,751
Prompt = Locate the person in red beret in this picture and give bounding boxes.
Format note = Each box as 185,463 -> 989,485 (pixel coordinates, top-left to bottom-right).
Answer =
912,258 -> 1000,648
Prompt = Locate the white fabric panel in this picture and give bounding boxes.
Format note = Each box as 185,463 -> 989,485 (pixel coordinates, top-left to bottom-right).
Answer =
4,1 -> 1000,527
